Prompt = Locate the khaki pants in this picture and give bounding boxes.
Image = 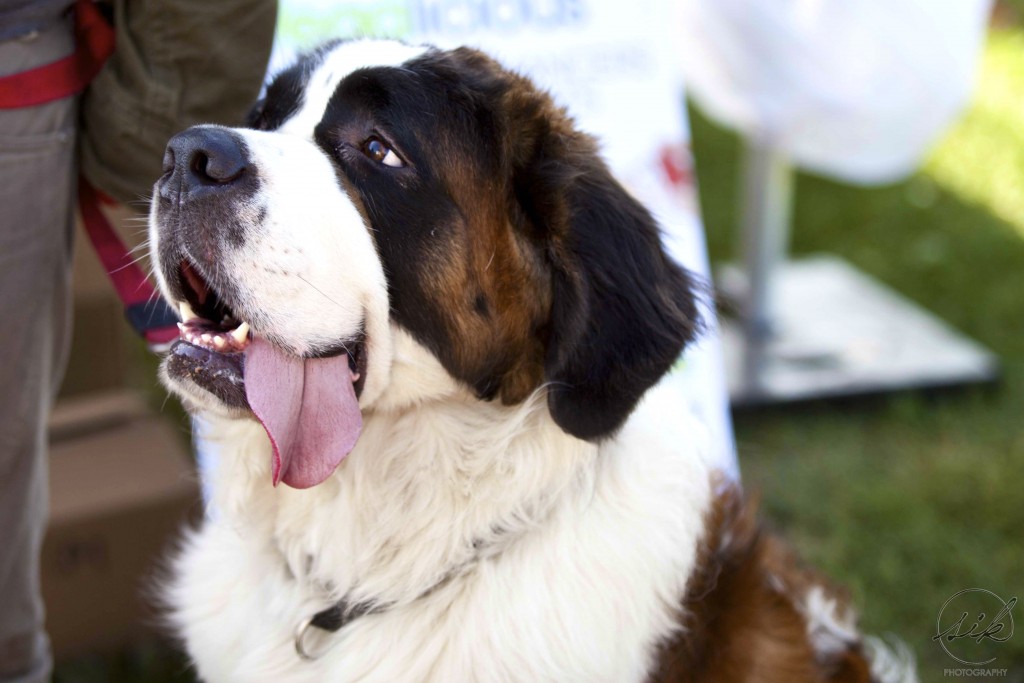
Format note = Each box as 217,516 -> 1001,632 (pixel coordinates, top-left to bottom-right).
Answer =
0,15 -> 76,683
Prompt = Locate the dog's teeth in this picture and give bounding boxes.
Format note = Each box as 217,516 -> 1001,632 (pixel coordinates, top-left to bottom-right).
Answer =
179,301 -> 198,323
177,322 -> 186,333
231,322 -> 250,344
213,336 -> 226,350
201,333 -> 212,344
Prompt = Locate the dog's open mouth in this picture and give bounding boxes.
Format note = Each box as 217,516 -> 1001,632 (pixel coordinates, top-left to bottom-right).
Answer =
164,263 -> 249,411
166,260 -> 367,489
168,261 -> 367,396
176,261 -> 252,353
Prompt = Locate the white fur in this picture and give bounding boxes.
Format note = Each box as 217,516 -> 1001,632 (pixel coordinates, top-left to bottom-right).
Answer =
166,330 -> 715,682
803,585 -> 861,658
279,41 -> 428,141
864,636 -> 920,683
802,586 -> 919,683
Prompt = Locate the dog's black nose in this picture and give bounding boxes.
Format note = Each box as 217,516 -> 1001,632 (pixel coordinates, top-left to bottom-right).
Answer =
164,127 -> 248,193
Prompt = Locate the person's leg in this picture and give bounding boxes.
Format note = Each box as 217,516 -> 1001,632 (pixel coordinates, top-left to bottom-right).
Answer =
0,15 -> 77,683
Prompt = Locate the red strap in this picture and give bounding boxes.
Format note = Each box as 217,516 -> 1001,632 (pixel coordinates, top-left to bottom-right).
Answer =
0,0 -> 115,109
78,178 -> 180,348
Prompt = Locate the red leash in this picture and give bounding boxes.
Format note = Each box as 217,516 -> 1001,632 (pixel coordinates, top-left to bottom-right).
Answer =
77,179 -> 180,348
0,0 -> 114,108
0,0 -> 178,349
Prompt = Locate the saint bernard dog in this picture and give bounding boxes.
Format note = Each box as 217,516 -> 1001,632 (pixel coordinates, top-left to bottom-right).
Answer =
149,39 -> 916,682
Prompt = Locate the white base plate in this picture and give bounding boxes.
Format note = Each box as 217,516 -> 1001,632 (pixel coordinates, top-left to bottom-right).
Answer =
718,255 -> 1000,407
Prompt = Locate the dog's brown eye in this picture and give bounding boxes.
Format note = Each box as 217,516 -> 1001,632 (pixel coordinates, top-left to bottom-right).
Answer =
363,137 -> 404,168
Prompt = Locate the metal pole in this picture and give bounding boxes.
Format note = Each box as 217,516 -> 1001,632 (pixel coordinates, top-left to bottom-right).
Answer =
737,138 -> 794,395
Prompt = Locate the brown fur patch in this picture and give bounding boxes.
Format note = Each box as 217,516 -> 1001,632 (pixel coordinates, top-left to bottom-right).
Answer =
647,484 -> 876,683
421,138 -> 551,403
408,49 -> 574,405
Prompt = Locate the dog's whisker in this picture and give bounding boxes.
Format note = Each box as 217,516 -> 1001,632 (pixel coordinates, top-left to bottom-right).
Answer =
108,253 -> 151,274
296,275 -> 347,311
143,287 -> 162,309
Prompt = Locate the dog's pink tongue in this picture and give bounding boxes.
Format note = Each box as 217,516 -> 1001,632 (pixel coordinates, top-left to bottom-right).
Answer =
243,337 -> 362,489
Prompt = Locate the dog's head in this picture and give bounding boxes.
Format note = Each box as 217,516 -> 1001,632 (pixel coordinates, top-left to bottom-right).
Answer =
149,40 -> 700,488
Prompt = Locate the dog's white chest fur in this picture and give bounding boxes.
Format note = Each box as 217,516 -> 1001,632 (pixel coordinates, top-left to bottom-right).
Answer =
167,374 -> 714,683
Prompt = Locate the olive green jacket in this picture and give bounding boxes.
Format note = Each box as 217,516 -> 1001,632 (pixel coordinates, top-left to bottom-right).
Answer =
80,0 -> 277,203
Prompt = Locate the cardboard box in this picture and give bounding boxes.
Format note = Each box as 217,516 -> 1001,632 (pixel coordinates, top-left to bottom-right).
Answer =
43,397 -> 199,659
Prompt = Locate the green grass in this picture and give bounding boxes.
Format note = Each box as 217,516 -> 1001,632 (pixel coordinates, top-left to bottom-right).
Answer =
693,26 -> 1024,683
55,23 -> 1024,683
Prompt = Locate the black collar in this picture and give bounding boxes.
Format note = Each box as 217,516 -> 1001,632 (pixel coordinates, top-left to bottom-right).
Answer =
309,598 -> 381,633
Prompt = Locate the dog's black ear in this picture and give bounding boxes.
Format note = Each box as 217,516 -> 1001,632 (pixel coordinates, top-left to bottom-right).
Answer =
513,127 -> 701,441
